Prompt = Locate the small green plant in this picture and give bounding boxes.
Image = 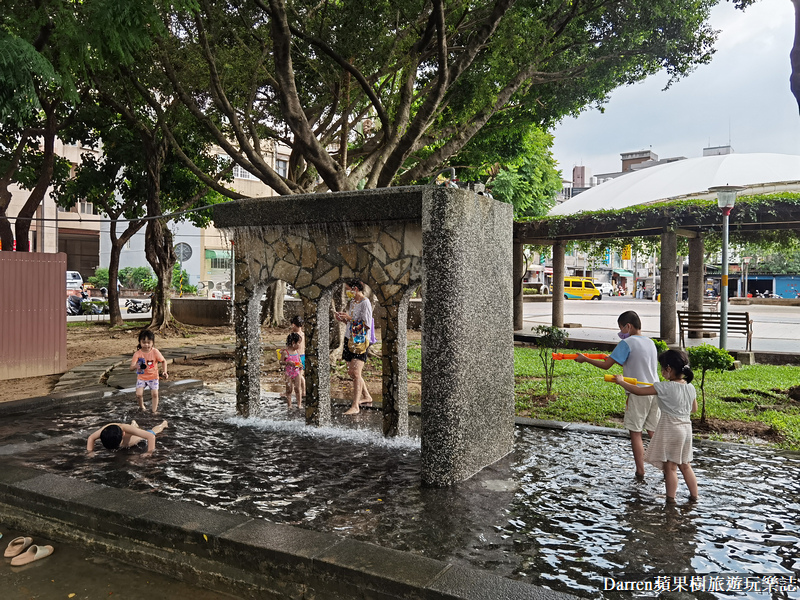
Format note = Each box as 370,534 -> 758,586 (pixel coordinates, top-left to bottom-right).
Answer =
141,276 -> 157,292
652,338 -> 669,354
531,325 -> 569,396
120,266 -> 154,290
687,343 -> 735,423
87,267 -> 110,288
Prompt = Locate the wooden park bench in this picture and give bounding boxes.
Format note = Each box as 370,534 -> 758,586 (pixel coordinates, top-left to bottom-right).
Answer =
677,310 -> 753,351
702,295 -> 720,309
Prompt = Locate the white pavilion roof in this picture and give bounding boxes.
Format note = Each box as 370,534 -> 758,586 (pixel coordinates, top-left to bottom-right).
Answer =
550,153 -> 800,216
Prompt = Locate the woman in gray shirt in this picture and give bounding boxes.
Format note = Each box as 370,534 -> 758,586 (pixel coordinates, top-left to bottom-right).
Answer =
334,279 -> 374,414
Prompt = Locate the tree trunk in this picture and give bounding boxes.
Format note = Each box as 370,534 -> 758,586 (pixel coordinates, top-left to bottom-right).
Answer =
108,239 -> 125,326
14,103 -> 58,251
0,203 -> 13,251
108,219 -> 146,326
138,135 -> 175,331
261,280 -> 286,326
145,216 -> 176,331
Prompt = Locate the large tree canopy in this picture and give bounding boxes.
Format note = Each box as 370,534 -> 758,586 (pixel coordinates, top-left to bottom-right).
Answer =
159,0 -> 723,194
0,0 -> 161,251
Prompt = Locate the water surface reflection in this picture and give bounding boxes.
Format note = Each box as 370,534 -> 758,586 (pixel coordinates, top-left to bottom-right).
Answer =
4,386 -> 798,598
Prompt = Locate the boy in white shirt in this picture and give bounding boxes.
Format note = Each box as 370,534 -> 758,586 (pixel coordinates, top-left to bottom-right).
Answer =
576,311 -> 660,480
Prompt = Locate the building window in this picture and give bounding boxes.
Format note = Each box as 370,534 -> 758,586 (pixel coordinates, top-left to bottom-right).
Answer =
276,159 -> 288,178
210,257 -> 231,270
78,201 -> 94,215
232,164 -> 259,181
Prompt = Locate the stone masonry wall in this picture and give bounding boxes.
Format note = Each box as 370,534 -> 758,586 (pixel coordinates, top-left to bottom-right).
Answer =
214,186 -> 515,486
230,218 -> 423,434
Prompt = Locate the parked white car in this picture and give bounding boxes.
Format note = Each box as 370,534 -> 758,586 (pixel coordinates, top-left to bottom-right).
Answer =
66,271 -> 83,291
596,282 -> 614,296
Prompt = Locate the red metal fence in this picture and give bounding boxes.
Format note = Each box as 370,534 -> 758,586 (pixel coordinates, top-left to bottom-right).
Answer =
0,252 -> 67,380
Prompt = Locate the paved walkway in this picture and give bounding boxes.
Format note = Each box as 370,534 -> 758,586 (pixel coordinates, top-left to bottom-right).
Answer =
49,344 -> 237,399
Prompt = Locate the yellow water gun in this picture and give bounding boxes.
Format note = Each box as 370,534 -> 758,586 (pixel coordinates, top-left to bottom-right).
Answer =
552,353 -> 609,361
604,374 -> 654,386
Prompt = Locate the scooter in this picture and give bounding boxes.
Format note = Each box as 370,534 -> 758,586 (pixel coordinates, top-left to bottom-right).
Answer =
66,291 -> 105,315
125,298 -> 151,313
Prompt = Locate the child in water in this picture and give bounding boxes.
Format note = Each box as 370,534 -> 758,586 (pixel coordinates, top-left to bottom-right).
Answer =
86,420 -> 168,454
283,332 -> 304,409
130,329 -> 168,413
613,349 -> 699,503
290,315 -> 306,399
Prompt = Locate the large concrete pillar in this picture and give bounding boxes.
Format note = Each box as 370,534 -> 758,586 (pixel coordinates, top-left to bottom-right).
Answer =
688,236 -> 704,312
552,241 -> 565,328
303,291 -> 333,426
380,288 -> 413,437
421,188 -> 514,486
513,241 -> 524,330
660,231 -> 677,344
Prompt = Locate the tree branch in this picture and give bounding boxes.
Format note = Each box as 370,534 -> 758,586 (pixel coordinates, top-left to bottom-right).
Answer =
253,0 -> 391,136
378,0 -> 516,186
268,0 -> 350,191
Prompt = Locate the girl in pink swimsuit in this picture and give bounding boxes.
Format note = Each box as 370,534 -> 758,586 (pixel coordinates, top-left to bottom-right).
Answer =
283,332 -> 304,408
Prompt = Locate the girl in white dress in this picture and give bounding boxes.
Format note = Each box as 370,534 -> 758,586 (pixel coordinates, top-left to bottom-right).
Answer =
613,349 -> 699,503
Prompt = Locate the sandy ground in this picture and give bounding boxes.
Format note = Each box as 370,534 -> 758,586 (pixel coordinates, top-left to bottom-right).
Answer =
0,321 -> 413,404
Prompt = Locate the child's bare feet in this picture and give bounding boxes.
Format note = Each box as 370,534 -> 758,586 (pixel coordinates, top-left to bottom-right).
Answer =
343,407 -> 360,415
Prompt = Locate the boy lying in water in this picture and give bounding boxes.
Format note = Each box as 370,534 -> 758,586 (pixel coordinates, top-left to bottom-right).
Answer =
86,420 -> 168,454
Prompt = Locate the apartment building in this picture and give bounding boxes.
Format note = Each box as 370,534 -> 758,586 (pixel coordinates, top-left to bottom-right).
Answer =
5,137 -> 290,293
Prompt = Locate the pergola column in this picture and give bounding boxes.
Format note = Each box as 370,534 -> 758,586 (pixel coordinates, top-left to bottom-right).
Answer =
660,230 -> 677,344
552,241 -> 565,328
688,236 -> 705,338
513,241 -> 524,330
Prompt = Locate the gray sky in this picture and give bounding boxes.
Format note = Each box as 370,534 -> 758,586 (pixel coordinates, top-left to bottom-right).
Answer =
551,0 -> 799,178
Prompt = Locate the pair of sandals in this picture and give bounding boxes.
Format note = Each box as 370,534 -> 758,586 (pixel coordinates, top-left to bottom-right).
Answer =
4,535 -> 54,566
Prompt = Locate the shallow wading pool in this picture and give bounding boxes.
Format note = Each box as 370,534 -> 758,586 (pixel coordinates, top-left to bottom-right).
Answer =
2,386 -> 799,598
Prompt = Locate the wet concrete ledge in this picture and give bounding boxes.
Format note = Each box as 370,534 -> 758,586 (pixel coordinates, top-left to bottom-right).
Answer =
0,464 -> 574,600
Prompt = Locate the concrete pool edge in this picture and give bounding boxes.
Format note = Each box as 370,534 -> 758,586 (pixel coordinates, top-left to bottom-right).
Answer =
0,465 -> 574,600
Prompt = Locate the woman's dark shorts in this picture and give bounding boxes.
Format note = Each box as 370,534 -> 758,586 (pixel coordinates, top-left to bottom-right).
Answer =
342,338 -> 367,363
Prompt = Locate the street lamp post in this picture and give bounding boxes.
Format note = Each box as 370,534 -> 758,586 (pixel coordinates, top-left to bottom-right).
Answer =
709,185 -> 745,350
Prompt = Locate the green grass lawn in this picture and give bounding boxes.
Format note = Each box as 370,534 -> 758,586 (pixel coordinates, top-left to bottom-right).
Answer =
405,342 -> 800,451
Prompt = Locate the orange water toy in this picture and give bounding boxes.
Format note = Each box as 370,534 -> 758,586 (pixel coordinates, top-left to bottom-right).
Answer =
551,353 -> 609,360
604,374 -> 654,386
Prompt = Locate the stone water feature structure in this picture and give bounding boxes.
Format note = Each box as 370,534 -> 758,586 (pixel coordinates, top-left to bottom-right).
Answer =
214,186 -> 513,486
